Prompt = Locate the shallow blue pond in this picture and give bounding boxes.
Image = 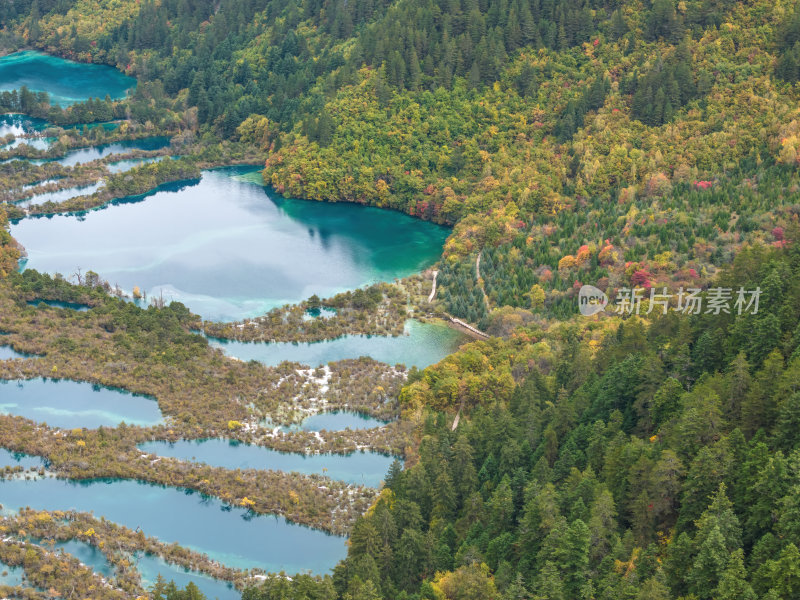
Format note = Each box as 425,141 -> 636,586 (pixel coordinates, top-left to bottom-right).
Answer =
0,478 -> 347,574
52,539 -> 115,578
0,448 -> 46,469
0,345 -> 35,360
0,113 -> 49,136
138,439 -> 394,487
0,559 -> 24,587
0,378 -> 163,429
208,319 -> 465,368
292,411 -> 388,432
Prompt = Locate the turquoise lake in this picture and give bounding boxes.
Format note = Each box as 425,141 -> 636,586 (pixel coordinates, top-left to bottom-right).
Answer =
138,439 -> 395,487
0,448 -> 45,469
0,51 -> 135,106
12,167 -> 450,321
0,478 -> 347,574
0,51 -> 460,582
0,378 -> 162,429
208,319 -> 465,368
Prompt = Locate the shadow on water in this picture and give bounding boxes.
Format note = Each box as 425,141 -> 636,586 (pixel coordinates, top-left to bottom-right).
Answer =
0,448 -> 47,469
233,166 -> 451,255
11,166 -> 450,321
26,299 -> 91,311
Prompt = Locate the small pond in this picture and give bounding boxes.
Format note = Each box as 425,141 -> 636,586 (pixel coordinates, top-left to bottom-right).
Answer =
208,319 -> 465,369
138,439 -> 395,487
0,378 -> 163,429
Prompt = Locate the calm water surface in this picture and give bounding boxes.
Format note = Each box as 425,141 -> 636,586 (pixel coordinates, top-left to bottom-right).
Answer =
0,345 -> 34,360
21,178 -> 62,191
208,319 -> 465,368
12,167 -> 450,321
0,559 -> 24,586
26,538 -> 239,599
51,539 -> 115,578
18,182 -> 103,207
26,299 -> 90,311
1,137 -> 52,151
0,51 -> 135,106
0,478 -> 347,574
0,448 -> 45,469
291,411 -> 388,432
138,439 -> 394,487
31,137 -> 170,167
0,378 -> 163,429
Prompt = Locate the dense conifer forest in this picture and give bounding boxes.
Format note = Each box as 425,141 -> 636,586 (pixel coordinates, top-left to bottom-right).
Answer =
4,0 -> 800,597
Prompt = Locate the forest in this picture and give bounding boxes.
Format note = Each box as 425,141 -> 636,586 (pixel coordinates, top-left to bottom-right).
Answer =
241,216 -> 800,599
3,0 -> 800,597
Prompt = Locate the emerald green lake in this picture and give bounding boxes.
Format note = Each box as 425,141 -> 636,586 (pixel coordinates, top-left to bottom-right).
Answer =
0,478 -> 347,574
0,378 -> 163,429
0,51 -> 135,107
208,319 -> 465,368
138,439 -> 394,487
12,167 -> 450,321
